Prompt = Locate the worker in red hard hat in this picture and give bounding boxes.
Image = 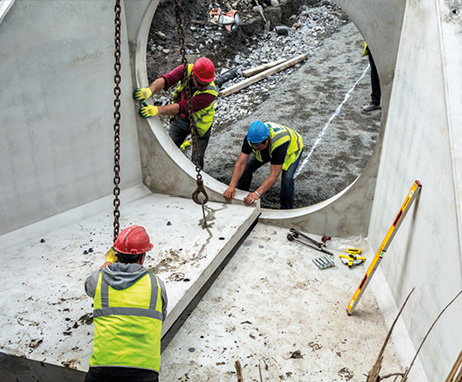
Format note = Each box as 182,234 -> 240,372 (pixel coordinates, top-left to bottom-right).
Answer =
133,57 -> 217,169
84,225 -> 167,382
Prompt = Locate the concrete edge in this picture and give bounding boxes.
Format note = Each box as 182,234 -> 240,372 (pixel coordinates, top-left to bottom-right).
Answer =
161,207 -> 261,337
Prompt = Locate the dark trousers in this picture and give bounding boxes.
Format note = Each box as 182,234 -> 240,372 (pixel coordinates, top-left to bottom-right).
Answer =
169,115 -> 210,170
84,367 -> 159,382
368,53 -> 381,105
237,150 -> 303,209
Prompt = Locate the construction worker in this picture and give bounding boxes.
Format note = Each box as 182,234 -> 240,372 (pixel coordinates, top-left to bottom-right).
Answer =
362,42 -> 381,111
84,225 -> 167,382
133,57 -> 218,169
223,121 -> 304,209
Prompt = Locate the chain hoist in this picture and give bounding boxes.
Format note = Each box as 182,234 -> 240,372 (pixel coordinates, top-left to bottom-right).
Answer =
173,0 -> 209,214
112,0 -> 122,240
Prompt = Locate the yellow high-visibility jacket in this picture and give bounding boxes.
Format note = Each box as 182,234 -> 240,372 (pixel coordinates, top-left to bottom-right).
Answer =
88,266 -> 165,371
173,64 -> 218,137
254,122 -> 304,171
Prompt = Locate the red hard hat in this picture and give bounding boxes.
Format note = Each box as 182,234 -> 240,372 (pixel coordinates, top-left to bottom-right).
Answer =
113,225 -> 153,255
193,57 -> 215,82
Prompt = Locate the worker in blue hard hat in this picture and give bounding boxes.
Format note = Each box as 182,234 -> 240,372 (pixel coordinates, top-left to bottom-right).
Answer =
223,121 -> 304,209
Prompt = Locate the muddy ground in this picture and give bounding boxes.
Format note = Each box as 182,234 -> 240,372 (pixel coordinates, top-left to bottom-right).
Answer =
146,0 -> 381,209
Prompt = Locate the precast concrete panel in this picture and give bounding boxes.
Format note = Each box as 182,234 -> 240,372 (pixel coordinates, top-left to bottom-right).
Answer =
368,0 -> 462,380
0,0 -> 142,235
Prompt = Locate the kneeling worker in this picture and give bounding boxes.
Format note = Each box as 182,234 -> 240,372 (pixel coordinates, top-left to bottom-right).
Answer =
84,225 -> 168,382
223,121 -> 304,209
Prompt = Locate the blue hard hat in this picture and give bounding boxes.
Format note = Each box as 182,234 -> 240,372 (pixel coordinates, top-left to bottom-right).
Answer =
247,121 -> 269,144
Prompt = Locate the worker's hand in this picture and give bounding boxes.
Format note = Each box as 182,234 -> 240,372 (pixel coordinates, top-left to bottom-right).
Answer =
100,261 -> 112,269
223,186 -> 236,201
180,140 -> 191,150
132,87 -> 152,101
244,192 -> 259,206
105,247 -> 118,264
139,102 -> 159,118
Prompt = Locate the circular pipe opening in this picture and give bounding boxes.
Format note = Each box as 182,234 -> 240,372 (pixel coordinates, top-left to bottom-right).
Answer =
143,1 -> 381,211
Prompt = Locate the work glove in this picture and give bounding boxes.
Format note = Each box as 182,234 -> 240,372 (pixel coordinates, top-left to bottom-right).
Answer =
180,140 -> 191,150
139,102 -> 158,118
105,247 -> 118,264
132,87 -> 152,101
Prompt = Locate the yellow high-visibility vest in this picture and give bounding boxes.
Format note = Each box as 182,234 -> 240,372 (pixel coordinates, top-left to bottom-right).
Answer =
173,64 -> 218,137
89,272 -> 163,371
254,122 -> 304,171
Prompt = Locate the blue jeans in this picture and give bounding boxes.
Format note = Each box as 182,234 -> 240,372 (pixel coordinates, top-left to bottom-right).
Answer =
169,115 -> 210,170
237,149 -> 303,209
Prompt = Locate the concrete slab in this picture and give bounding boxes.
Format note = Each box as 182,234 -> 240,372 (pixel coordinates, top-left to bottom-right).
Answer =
0,187 -> 259,375
161,223 -> 426,381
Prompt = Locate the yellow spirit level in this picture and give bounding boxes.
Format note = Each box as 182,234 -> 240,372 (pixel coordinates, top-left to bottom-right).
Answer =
346,180 -> 422,315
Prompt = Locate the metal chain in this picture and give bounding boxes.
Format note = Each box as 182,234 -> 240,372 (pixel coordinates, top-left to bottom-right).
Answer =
113,0 -> 122,240
173,0 -> 208,205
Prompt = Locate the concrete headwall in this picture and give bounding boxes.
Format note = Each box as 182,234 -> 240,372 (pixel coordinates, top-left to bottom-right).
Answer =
367,0 -> 462,380
0,0 -> 142,235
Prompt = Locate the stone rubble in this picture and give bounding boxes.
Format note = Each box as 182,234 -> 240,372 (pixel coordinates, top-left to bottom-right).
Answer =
146,0 -> 380,208
150,0 -> 348,134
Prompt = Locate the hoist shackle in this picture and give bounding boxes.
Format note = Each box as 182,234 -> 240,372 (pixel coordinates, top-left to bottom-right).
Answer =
192,179 -> 209,205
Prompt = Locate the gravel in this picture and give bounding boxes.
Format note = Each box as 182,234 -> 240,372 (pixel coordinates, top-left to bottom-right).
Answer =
147,0 -> 381,209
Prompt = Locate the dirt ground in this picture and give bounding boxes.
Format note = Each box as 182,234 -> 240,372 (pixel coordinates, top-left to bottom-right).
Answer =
146,0 -> 381,209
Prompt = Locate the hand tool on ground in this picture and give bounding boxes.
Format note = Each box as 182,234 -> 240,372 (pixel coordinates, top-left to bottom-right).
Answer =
347,180 -> 422,315
339,253 -> 366,268
346,247 -> 361,255
287,228 -> 334,256
312,255 -> 335,270
287,232 -> 334,255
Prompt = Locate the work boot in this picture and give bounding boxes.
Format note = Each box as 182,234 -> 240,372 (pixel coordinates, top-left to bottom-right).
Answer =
362,102 -> 381,112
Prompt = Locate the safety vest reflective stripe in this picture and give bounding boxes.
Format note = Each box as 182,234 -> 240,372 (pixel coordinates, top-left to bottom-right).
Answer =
97,272 -> 159,311
173,64 -> 217,137
93,306 -> 163,320
254,122 -> 303,171
90,272 -> 162,371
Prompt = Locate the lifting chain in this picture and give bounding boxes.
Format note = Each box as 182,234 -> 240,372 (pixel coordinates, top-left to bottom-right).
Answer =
112,0 -> 122,241
173,0 -> 209,206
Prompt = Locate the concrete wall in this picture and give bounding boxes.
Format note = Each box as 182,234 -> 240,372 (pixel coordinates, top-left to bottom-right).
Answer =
367,0 -> 462,380
0,0 -> 142,235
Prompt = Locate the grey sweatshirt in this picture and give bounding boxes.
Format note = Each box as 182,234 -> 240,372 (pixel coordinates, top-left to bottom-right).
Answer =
85,263 -> 168,321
